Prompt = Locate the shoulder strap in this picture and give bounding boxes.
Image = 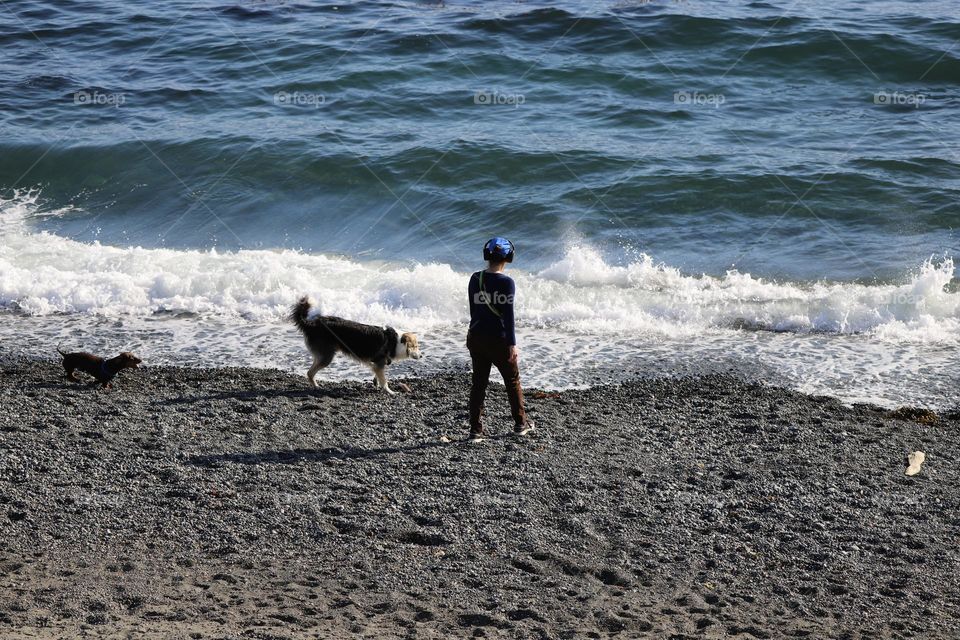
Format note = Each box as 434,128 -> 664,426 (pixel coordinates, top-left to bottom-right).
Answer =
478,271 -> 502,318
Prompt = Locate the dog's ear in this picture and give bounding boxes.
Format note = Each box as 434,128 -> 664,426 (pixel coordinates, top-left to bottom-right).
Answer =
400,334 -> 408,344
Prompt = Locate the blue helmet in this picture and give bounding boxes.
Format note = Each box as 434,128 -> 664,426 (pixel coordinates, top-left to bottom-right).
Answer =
483,237 -> 514,262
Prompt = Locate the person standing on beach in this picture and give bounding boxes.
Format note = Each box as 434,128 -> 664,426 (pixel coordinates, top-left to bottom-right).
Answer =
466,237 -> 534,441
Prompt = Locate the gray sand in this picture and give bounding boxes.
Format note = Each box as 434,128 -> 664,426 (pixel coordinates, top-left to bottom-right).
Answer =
1,359 -> 958,639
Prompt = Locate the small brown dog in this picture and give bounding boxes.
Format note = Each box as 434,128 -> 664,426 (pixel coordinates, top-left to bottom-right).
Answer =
57,346 -> 142,389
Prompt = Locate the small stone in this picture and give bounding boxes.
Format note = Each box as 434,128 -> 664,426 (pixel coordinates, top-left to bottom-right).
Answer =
905,451 -> 925,476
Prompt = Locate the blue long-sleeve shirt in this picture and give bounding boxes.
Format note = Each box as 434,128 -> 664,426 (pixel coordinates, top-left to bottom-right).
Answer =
468,270 -> 516,345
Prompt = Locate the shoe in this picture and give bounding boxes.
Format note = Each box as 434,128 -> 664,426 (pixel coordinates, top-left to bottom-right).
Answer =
513,421 -> 535,436
468,429 -> 487,443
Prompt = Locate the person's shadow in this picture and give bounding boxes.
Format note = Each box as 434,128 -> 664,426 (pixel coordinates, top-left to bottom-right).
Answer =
153,384 -> 373,407
185,439 -> 455,467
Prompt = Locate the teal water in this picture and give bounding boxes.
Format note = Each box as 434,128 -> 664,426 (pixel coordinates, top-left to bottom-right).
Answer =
2,0 -> 958,279
1,0 -> 958,406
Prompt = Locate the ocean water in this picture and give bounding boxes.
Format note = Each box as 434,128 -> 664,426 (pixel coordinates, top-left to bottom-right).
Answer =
1,0 -> 958,407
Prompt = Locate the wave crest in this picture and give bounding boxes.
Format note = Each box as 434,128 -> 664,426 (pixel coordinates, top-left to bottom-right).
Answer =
1,192 -> 957,343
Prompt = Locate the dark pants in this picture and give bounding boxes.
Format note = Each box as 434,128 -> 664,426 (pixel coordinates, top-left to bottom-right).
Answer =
467,332 -> 526,432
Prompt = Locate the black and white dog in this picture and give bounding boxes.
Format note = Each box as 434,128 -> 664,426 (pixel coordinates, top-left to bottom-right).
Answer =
290,297 -> 421,394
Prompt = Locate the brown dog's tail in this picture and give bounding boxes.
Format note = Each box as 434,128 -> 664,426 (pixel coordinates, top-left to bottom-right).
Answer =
56,343 -> 68,357
289,296 -> 317,332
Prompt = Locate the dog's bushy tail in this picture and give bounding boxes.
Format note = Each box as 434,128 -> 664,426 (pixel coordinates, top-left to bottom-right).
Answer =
289,296 -> 317,332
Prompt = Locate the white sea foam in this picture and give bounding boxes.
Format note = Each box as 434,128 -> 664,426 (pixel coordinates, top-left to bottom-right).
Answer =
532,244 -> 958,339
1,191 -> 958,408
3,193 -> 957,339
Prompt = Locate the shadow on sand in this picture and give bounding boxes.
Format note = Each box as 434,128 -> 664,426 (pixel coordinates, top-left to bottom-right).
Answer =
153,384 -> 374,406
185,440 -> 456,467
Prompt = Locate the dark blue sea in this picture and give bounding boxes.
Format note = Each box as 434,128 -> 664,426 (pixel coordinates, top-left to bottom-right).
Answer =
1,0 -> 958,407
